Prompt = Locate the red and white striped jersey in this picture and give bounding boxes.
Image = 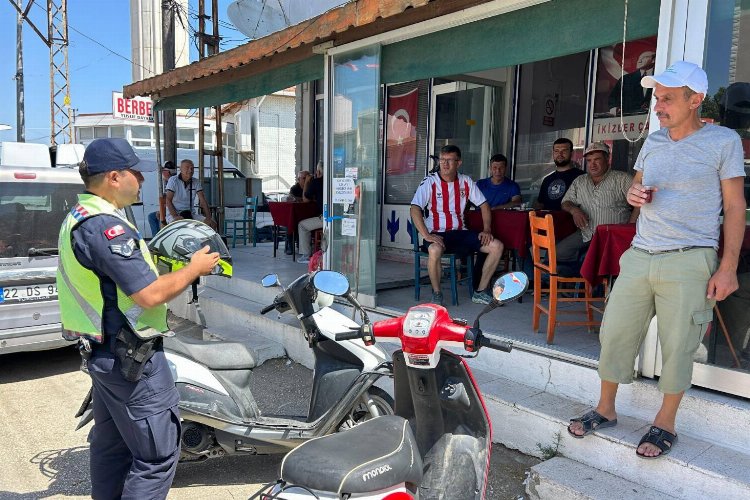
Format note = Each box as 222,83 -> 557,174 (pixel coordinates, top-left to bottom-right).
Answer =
410,173 -> 486,232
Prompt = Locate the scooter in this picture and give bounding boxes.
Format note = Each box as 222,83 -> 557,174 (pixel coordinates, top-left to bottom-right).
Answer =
251,271 -> 527,499
75,270 -> 395,462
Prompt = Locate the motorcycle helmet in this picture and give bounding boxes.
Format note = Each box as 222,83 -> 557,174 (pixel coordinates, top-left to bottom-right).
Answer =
148,219 -> 233,278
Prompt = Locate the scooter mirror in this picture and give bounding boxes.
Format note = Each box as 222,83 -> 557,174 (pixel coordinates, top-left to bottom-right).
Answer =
312,270 -> 350,297
492,272 -> 529,304
261,274 -> 280,288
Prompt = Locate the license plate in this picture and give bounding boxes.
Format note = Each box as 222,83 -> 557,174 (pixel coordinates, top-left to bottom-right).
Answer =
0,283 -> 58,304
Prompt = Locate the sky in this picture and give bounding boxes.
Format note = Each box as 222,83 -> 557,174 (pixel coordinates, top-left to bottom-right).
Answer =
0,0 -> 247,145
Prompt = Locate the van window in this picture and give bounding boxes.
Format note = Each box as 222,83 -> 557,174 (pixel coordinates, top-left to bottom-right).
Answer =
0,183 -> 82,257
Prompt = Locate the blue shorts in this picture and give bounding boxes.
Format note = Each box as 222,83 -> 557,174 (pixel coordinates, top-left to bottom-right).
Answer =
420,230 -> 482,256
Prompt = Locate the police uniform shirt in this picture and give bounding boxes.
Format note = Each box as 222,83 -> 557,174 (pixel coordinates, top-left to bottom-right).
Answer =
71,214 -> 157,338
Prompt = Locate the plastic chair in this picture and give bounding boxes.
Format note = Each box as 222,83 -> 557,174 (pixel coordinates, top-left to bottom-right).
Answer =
411,221 -> 473,306
224,196 -> 258,248
529,211 -> 605,344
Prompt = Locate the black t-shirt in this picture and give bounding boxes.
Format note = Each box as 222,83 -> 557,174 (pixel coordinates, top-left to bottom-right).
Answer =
537,168 -> 585,210
304,177 -> 324,215
289,183 -> 303,198
71,214 -> 157,339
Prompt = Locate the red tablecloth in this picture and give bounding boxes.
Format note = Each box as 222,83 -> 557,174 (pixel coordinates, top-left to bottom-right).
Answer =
466,209 -> 576,258
581,223 -> 750,286
268,201 -> 320,236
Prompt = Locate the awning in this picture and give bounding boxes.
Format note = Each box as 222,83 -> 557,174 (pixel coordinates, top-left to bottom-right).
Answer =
381,0 -> 660,83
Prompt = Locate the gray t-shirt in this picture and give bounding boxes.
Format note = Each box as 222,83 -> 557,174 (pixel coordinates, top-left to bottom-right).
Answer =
632,124 -> 745,251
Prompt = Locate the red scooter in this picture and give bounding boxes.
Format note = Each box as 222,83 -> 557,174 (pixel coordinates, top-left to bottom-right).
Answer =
251,271 -> 528,500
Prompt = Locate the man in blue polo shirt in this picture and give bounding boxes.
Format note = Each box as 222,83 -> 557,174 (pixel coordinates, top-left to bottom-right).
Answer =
476,154 -> 522,209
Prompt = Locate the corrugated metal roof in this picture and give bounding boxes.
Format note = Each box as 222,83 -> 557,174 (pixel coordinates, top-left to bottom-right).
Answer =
124,0 -> 436,99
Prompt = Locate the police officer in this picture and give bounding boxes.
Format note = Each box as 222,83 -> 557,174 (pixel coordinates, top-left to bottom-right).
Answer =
57,138 -> 219,499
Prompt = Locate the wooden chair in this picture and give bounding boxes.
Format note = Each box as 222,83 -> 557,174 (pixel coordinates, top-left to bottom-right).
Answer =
312,228 -> 323,253
224,196 -> 258,248
411,220 -> 473,306
529,211 -> 605,344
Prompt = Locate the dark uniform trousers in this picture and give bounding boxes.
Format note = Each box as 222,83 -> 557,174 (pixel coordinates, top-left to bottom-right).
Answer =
88,349 -> 181,499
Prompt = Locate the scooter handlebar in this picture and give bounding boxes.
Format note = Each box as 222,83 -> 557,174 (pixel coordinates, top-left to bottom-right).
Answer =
334,330 -> 362,341
481,335 -> 513,353
260,304 -> 276,315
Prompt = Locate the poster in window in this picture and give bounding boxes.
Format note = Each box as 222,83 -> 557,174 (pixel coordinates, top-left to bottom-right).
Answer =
594,36 -> 657,118
386,87 -> 418,175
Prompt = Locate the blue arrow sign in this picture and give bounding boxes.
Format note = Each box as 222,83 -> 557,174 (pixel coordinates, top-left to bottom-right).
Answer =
386,210 -> 399,242
407,219 -> 414,245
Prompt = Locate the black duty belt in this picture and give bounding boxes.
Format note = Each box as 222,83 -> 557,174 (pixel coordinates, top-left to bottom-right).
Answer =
631,245 -> 714,255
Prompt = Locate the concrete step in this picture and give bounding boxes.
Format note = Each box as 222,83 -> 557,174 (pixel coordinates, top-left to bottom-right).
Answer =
476,372 -> 750,499
525,456 -> 677,500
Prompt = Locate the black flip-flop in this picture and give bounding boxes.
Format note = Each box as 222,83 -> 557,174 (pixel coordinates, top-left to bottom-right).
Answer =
567,410 -> 618,439
636,425 -> 677,459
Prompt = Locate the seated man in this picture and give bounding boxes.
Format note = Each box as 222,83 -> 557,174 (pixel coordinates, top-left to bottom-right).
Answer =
288,170 -> 310,201
285,170 -> 311,254
410,145 -> 504,305
534,138 -> 584,211
165,159 -> 217,230
559,142 -> 638,263
476,154 -> 522,209
297,165 -> 324,264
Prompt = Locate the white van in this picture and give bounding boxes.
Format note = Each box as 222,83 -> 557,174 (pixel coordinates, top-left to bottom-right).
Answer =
0,163 -> 83,354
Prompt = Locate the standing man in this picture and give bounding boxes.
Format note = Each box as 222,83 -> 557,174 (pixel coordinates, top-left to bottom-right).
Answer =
558,142 -> 638,263
57,138 -> 220,498
297,164 -> 324,264
410,145 -> 504,305
476,154 -> 522,209
568,62 -> 746,459
165,159 -> 217,230
534,138 -> 584,211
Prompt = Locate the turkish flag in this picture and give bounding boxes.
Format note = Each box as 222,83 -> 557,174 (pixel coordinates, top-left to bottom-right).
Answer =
386,87 -> 419,175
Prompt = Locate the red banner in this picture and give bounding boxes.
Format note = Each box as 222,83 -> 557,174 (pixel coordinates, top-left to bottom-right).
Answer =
386,87 -> 418,175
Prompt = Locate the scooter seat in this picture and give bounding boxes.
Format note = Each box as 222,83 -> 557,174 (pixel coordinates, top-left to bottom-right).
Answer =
281,415 -> 422,494
163,336 -> 256,370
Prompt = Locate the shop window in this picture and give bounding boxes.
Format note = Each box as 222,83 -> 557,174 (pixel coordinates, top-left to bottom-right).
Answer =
315,97 -> 325,169
132,126 -> 151,139
77,127 -> 93,141
94,126 -> 109,138
515,52 -> 590,202
110,126 -> 125,138
591,36 -> 657,175
384,80 -> 429,204
704,0 -> 750,197
703,0 -> 750,372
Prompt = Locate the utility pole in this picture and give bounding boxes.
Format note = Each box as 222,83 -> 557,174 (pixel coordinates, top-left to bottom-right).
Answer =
9,0 -> 72,146
162,0 -> 177,169
15,8 -> 25,142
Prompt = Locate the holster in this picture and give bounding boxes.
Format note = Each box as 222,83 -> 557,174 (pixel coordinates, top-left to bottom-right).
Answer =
115,326 -> 162,382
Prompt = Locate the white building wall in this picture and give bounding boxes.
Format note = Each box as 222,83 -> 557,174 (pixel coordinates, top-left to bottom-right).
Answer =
257,95 -> 297,193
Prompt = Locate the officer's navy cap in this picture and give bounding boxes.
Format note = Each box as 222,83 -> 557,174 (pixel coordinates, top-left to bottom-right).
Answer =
83,138 -> 156,174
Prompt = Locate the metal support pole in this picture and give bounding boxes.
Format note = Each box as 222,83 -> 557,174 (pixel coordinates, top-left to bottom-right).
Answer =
16,9 -> 25,142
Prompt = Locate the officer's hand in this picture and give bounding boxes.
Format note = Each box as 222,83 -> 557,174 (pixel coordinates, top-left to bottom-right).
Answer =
190,246 -> 220,276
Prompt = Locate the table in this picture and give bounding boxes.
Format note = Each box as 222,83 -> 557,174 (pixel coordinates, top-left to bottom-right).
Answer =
581,223 -> 750,287
268,201 -> 320,260
466,209 -> 576,258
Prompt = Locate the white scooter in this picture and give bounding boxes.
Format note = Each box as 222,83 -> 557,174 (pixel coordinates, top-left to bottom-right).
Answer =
251,271 -> 528,499
76,270 -> 394,462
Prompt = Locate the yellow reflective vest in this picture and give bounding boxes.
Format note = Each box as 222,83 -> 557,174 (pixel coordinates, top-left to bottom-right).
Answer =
57,193 -> 168,343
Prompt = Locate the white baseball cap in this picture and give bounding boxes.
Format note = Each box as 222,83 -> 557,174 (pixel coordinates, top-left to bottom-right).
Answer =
641,61 -> 708,95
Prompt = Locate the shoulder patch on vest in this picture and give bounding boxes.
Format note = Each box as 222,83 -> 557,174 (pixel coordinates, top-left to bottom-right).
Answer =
109,238 -> 137,257
104,224 -> 125,240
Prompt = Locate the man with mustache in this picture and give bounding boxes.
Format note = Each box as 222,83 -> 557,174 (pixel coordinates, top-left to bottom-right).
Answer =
568,62 -> 746,460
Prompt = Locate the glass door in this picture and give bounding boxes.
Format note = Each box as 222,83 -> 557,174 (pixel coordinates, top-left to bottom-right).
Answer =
429,82 -> 495,181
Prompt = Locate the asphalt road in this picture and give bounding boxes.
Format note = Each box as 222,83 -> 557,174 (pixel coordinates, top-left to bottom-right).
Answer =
0,323 -> 538,499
